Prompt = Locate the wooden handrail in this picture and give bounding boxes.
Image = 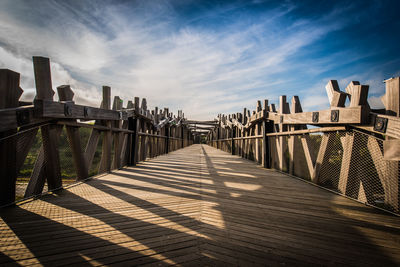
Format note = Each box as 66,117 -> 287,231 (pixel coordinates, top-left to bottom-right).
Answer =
0,57 -> 195,206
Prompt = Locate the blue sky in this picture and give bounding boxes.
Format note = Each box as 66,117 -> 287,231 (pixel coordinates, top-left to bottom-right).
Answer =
0,0 -> 399,119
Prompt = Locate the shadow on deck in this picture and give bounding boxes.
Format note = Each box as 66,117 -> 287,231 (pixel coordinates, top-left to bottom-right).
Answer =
1,144 -> 399,266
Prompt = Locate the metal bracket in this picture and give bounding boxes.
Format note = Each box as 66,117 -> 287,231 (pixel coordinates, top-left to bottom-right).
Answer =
16,109 -> 30,126
64,103 -> 73,117
312,112 -> 319,123
373,117 -> 388,133
331,110 -> 339,122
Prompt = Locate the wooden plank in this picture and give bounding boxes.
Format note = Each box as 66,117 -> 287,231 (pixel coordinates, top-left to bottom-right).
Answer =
311,133 -> 331,184
278,96 -> 289,171
24,146 -> 45,197
99,86 -> 112,174
325,80 -> 347,107
24,126 -> 64,197
267,106 -> 368,125
32,57 -> 54,100
33,57 -> 62,191
288,96 -> 303,174
128,117 -> 140,165
338,133 -> 355,194
140,120 -> 148,161
368,137 -> 399,211
231,127 -> 235,155
383,140 -> 400,160
345,81 -> 369,108
41,124 -> 63,190
2,145 -> 400,266
33,99 -> 126,121
382,77 -> 400,116
0,69 -> 22,205
112,96 -> 123,169
301,135 -> 316,179
58,85 -> 88,181
85,129 -> 100,172
262,121 -> 272,168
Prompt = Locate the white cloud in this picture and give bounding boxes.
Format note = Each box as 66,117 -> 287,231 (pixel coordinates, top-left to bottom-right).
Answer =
0,1 -> 357,119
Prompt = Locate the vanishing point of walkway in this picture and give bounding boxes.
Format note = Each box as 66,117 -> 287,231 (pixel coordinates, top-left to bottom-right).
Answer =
1,145 -> 400,266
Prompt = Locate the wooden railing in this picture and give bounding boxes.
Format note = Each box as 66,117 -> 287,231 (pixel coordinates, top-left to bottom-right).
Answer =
0,57 -> 194,206
208,79 -> 400,214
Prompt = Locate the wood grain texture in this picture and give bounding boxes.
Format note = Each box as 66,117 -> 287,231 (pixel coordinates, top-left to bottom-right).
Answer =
326,80 -> 347,107
32,57 -> 54,100
1,145 -> 399,266
382,77 -> 400,116
99,86 -> 112,174
0,69 -> 21,205
58,85 -> 88,181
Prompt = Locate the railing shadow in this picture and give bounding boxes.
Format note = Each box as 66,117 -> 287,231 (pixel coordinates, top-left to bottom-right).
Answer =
0,144 -> 399,265
200,145 -> 400,266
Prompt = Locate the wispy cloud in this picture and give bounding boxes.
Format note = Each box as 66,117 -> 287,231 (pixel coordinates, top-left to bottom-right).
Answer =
0,0 -> 397,119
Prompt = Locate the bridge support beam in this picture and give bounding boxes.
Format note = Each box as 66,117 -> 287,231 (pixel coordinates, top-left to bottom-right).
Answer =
262,120 -> 273,168
165,126 -> 170,154
128,117 -> 139,166
231,127 -> 236,155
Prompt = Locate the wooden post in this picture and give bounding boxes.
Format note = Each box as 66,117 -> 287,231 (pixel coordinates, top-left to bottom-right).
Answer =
128,117 -> 140,166
33,56 -> 62,191
129,97 -> 140,165
278,96 -> 290,171
381,77 -> 400,211
231,126 -> 236,155
99,86 -> 112,173
262,120 -> 273,168
289,96 -> 303,175
326,80 -> 347,107
112,96 -> 123,169
57,85 -> 88,180
217,127 -> 220,149
0,69 -> 22,205
311,134 -> 332,184
382,77 -> 400,116
141,98 -> 148,160
181,126 -> 184,149
165,126 -> 170,154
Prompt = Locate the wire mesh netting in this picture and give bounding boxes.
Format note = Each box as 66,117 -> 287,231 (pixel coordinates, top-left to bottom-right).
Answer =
269,130 -> 400,214
0,124 -> 111,205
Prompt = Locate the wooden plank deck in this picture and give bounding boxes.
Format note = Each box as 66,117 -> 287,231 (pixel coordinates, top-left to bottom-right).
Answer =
1,144 -> 400,266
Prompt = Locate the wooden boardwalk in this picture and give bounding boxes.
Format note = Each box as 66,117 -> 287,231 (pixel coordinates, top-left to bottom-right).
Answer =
1,144 -> 400,266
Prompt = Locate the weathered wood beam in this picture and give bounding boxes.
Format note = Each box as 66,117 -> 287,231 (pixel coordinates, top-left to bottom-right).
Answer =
288,96 -> 304,175
311,133 -> 332,184
368,137 -> 399,211
326,80 -> 347,107
98,86 -> 112,173
266,106 -> 368,125
33,56 -> 62,191
34,99 -> 126,121
0,69 -> 22,205
57,85 -> 88,181
382,77 -> 400,117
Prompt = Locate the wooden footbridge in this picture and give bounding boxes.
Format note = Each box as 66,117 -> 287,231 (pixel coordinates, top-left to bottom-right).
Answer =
0,57 -> 399,266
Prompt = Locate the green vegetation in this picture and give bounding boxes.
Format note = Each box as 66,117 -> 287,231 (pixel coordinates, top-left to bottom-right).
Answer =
18,127 -> 104,181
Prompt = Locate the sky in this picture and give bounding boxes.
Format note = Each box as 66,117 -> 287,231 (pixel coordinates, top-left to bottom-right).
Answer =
0,0 -> 399,120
